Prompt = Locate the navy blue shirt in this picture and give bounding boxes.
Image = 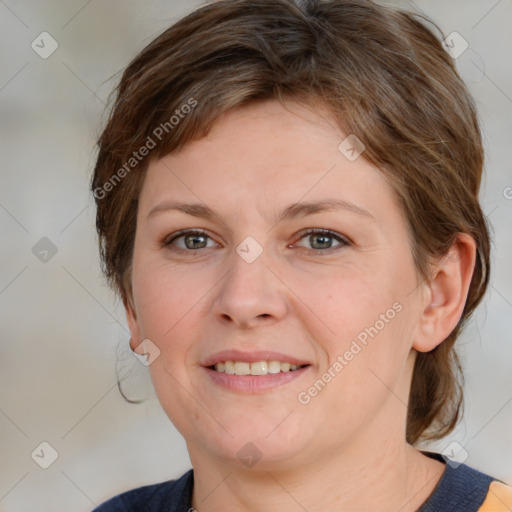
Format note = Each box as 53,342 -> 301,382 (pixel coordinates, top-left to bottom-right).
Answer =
92,452 -> 508,511
93,468 -> 193,512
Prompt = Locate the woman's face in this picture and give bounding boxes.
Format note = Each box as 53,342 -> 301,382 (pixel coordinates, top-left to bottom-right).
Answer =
127,99 -> 427,469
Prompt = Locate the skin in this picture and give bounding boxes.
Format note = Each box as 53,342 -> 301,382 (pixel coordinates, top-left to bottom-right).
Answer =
125,99 -> 476,511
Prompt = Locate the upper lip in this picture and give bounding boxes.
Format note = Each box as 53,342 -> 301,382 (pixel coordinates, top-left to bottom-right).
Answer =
201,349 -> 311,367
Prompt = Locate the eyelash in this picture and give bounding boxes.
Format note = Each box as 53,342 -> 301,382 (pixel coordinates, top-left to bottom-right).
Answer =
163,228 -> 350,254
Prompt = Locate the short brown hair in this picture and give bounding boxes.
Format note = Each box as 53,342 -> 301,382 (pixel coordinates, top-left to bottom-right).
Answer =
92,0 -> 491,445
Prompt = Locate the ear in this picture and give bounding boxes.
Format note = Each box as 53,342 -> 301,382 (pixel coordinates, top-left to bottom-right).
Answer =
413,233 -> 477,353
123,295 -> 141,352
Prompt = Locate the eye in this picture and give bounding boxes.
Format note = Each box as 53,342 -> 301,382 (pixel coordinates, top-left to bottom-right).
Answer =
164,229 -> 218,250
163,228 -> 349,253
292,229 -> 349,252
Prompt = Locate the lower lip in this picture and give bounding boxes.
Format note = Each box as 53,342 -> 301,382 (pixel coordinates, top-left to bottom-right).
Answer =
203,366 -> 310,393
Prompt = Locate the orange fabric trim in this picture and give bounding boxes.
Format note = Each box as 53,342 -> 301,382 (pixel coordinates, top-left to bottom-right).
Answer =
479,481 -> 512,511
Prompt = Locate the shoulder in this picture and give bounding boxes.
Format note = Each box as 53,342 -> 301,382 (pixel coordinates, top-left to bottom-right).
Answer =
91,469 -> 194,512
479,480 -> 512,511
419,452 -> 512,512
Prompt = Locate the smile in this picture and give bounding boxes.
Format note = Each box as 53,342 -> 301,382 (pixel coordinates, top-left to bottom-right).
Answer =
204,363 -> 311,394
211,361 -> 308,375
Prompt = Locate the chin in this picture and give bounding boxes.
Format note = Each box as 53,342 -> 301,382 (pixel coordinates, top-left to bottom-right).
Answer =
195,420 -> 309,468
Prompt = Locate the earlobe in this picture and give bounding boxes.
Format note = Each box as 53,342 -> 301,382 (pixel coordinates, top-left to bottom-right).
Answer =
123,295 -> 141,351
413,234 -> 477,353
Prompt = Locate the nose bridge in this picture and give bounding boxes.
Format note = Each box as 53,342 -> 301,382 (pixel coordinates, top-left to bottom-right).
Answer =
212,237 -> 287,327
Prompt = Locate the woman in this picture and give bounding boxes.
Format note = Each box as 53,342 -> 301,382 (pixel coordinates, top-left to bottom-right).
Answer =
91,0 -> 512,510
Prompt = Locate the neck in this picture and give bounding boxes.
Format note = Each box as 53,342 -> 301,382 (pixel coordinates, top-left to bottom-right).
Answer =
188,427 -> 445,512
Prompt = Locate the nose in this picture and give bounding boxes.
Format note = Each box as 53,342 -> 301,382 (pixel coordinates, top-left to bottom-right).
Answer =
212,245 -> 288,330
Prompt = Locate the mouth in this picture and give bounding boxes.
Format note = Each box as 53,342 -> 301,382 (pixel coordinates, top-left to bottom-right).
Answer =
201,350 -> 312,393
209,361 -> 309,375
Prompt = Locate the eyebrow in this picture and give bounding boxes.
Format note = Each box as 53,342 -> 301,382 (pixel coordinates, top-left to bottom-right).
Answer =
147,198 -> 376,223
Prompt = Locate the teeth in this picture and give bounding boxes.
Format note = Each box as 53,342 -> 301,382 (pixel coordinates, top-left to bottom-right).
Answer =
250,361 -> 267,375
268,360 -> 281,374
213,360 -> 306,375
234,361 -> 250,375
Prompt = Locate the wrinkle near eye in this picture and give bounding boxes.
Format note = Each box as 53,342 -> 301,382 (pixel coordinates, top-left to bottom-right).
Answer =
165,229 -> 218,250
293,229 -> 349,252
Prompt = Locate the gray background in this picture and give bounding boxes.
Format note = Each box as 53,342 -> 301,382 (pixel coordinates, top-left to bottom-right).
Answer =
0,1 -> 511,510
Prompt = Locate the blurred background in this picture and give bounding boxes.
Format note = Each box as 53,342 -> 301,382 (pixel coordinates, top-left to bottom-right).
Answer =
0,1 -> 511,510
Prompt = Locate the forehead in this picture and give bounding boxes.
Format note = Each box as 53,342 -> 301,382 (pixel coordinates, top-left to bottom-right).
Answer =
138,99 -> 400,227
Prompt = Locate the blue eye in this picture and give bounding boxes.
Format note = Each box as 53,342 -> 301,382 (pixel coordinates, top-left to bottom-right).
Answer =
293,229 -> 348,252
164,228 -> 349,253
165,230 -> 217,250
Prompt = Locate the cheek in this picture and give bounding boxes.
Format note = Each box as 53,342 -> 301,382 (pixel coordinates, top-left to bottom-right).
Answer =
292,268 -> 414,426
131,260 -> 213,435
131,258 -> 213,340
285,259 -> 404,345
288,261 -> 413,390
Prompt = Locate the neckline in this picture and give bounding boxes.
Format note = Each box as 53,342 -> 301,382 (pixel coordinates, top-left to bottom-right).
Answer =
417,451 -> 494,511
416,450 -> 449,510
182,453 -> 448,511
180,452 -> 493,512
